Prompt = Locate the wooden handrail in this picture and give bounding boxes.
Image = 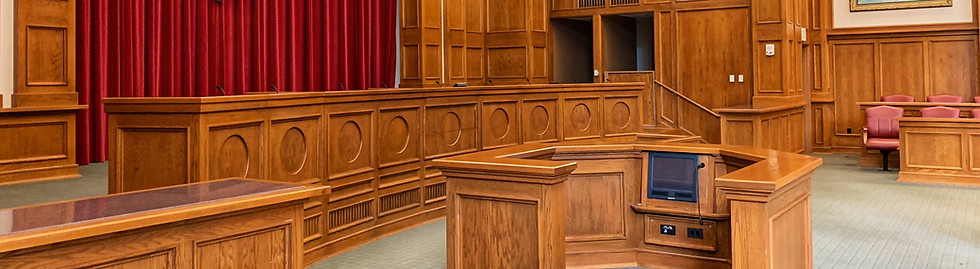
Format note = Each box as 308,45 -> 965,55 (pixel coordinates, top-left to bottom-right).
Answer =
653,80 -> 721,118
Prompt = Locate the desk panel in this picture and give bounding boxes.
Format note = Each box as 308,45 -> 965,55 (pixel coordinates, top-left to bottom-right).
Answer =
899,118 -> 980,186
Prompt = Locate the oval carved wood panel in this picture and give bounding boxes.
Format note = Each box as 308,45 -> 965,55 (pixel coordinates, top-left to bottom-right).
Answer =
442,112 -> 462,146
338,121 -> 363,163
386,116 -> 411,155
570,103 -> 592,131
530,105 -> 550,135
489,108 -> 510,140
279,127 -> 307,175
217,135 -> 249,178
611,102 -> 631,129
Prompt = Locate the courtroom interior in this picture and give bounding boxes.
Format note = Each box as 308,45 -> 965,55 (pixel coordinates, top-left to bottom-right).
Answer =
0,0 -> 978,268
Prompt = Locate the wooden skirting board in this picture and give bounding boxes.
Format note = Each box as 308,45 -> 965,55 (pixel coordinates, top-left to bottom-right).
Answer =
0,105 -> 86,185
103,83 -> 647,264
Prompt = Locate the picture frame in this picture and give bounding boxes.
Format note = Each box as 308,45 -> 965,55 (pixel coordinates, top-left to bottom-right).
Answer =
850,0 -> 953,12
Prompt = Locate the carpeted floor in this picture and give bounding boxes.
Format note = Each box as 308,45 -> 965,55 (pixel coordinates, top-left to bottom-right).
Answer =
1,154 -> 978,268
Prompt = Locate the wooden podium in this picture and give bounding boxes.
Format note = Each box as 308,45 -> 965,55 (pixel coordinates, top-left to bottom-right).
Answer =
435,141 -> 821,269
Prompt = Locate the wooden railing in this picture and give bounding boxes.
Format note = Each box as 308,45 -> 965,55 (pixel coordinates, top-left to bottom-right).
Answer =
653,80 -> 722,143
103,83 -> 646,265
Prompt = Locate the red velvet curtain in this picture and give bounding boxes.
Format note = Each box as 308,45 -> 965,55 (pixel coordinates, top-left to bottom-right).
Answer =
76,0 -> 397,165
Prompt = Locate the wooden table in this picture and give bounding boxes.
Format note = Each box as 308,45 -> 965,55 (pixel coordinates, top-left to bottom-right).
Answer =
434,141 -> 822,269
898,118 -> 980,186
0,179 -> 326,268
856,102 -> 980,168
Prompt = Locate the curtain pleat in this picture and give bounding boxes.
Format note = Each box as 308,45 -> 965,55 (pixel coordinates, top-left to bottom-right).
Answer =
75,0 -> 398,164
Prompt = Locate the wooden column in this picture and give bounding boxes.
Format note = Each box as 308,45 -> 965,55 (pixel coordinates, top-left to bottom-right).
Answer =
13,0 -> 77,107
751,0 -> 809,106
437,156 -> 575,269
724,175 -> 813,269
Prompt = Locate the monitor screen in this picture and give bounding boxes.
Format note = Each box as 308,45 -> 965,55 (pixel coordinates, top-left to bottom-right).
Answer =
647,152 -> 699,202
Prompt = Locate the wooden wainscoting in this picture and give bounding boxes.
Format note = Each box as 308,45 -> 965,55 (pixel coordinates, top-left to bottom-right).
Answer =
719,104 -> 807,153
0,106 -> 85,185
104,83 -> 644,264
817,32 -> 980,153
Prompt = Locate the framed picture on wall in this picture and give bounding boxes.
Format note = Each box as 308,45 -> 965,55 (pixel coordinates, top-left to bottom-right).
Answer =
850,0 -> 952,11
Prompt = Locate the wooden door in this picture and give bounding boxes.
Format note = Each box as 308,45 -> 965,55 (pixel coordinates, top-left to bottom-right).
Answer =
675,8 -> 752,109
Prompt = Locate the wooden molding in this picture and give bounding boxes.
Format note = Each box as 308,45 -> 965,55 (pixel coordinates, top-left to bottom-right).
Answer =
828,23 -> 979,39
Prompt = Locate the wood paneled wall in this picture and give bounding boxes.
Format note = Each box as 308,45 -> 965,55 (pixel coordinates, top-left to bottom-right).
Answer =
808,0 -> 980,153
401,0 -> 549,87
104,83 -> 644,265
400,0 -> 444,88
813,32 -> 980,152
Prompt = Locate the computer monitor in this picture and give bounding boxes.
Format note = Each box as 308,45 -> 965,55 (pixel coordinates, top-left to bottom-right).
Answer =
647,152 -> 700,202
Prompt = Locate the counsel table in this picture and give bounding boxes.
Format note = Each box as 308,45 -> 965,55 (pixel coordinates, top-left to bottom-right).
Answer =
0,179 -> 327,268
898,117 -> 980,186
857,102 -> 980,168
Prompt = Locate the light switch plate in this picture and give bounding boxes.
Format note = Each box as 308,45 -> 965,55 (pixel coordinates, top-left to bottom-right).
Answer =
729,75 -> 736,83
594,70 -> 600,77
738,75 -> 744,83
801,28 -> 807,42
765,44 -> 775,57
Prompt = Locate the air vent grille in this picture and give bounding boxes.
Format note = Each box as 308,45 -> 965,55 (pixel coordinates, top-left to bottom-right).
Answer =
610,0 -> 638,5
578,0 -> 604,8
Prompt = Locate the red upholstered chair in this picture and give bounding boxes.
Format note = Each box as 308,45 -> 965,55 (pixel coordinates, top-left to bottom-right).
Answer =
864,106 -> 903,171
920,106 -> 960,119
926,94 -> 964,103
973,109 -> 980,119
880,94 -> 915,102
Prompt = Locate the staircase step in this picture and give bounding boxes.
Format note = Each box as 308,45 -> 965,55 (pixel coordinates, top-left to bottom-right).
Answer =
643,127 -> 686,135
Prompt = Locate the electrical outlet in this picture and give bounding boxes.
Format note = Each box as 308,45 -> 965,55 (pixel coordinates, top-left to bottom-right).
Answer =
594,70 -> 600,77
687,228 -> 704,239
765,44 -> 776,57
661,225 -> 676,236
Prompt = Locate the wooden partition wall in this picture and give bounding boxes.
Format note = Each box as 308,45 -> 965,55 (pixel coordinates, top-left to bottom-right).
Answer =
103,83 -> 644,264
719,104 -> 807,153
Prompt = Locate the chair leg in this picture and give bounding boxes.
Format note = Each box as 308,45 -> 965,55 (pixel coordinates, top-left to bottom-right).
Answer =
881,150 -> 892,171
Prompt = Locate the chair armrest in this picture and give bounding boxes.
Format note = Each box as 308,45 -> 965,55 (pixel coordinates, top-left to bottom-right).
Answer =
862,127 -> 868,144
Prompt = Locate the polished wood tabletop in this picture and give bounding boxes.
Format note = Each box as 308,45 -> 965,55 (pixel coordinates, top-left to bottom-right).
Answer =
0,179 -> 323,254
0,179 -> 301,237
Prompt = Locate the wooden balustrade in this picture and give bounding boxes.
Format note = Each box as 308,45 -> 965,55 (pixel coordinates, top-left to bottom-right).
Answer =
606,71 -> 722,143
103,83 -> 645,264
